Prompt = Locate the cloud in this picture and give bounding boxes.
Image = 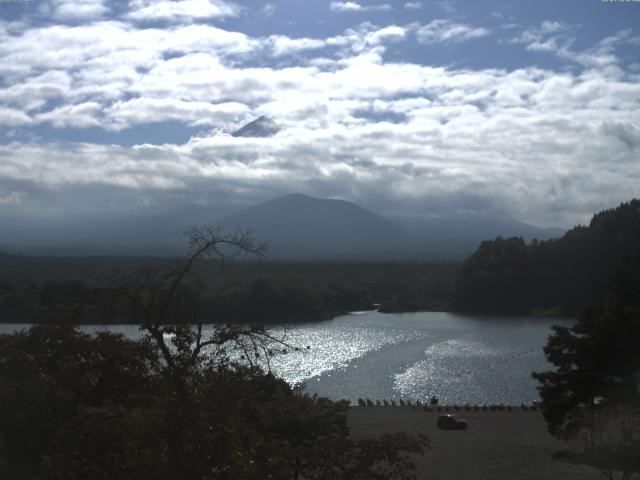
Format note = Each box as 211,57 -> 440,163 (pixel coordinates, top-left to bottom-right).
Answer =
2,52 -> 639,227
268,35 -> 327,57
436,0 -> 456,14
105,98 -> 250,129
512,21 -> 637,69
416,19 -> 490,44
49,0 -> 110,21
0,13 -> 639,228
0,70 -> 72,111
126,0 -> 239,22
330,2 -> 392,13
513,20 -> 572,52
33,102 -> 103,128
261,3 -> 276,16
0,190 -> 27,207
0,108 -> 32,126
404,2 -> 421,9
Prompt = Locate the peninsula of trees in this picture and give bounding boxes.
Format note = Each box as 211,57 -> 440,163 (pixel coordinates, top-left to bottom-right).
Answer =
452,199 -> 640,316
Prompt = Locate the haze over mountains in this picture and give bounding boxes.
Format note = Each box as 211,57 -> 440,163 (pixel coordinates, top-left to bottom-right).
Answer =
1,193 -> 563,260
216,193 -> 416,260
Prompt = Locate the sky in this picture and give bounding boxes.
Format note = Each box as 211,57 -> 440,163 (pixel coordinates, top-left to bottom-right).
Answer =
0,0 -> 639,231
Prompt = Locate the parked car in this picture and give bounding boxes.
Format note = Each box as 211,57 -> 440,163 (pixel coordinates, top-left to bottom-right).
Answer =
436,414 -> 468,430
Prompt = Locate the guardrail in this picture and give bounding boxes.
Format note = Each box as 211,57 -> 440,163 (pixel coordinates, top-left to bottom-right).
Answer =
354,399 -> 540,411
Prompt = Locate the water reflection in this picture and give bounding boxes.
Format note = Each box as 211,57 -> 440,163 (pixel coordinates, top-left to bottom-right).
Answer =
0,311 -> 571,404
266,321 -> 427,385
266,311 -> 569,404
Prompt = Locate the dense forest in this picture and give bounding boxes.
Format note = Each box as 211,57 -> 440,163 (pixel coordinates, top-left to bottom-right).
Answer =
3,200 -> 639,321
0,254 -> 456,323
452,199 -> 640,315
0,276 -> 373,325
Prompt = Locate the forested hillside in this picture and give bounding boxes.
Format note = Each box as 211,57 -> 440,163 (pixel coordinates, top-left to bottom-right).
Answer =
452,200 -> 640,315
0,255 -> 456,323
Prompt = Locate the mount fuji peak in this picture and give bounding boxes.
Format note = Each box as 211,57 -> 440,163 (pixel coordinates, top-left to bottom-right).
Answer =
232,116 -> 280,138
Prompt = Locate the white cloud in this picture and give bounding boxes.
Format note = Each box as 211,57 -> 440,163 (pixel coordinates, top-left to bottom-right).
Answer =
268,35 -> 327,57
0,17 -> 639,227
34,102 -> 103,128
126,0 -> 239,22
330,2 -> 392,13
513,21 -> 635,69
0,70 -> 72,111
0,107 -> 32,126
51,0 -> 110,21
2,52 -> 639,226
105,98 -> 250,129
513,20 -> 571,51
365,25 -> 406,44
416,19 -> 490,45
404,2 -> 421,9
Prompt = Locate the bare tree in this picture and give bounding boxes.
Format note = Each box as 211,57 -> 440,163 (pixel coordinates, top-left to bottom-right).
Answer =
106,225 -> 297,372
105,226 -> 308,479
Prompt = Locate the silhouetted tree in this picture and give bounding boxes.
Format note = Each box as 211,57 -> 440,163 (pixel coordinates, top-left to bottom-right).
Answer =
452,199 -> 640,315
533,254 -> 640,438
0,324 -> 159,479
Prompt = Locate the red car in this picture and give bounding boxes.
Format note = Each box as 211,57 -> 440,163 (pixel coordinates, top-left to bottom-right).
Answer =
436,414 -> 468,430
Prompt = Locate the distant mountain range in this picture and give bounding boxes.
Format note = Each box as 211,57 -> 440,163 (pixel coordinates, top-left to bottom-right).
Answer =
395,214 -> 564,260
0,193 -> 564,260
214,194 -> 563,261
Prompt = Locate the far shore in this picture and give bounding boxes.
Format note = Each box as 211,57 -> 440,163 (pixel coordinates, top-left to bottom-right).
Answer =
348,407 -> 602,480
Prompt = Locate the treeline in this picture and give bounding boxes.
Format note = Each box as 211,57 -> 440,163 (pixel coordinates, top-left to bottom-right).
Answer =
0,276 -> 374,325
0,253 -> 456,303
378,276 -> 453,313
0,254 -> 458,322
452,199 -> 640,315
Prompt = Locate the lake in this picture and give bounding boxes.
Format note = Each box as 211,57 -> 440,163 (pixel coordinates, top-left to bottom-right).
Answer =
0,311 -> 570,405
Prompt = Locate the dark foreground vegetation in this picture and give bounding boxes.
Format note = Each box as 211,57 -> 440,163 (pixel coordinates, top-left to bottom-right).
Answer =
0,227 -> 429,480
0,324 -> 428,480
453,199 -> 640,316
532,248 -> 640,479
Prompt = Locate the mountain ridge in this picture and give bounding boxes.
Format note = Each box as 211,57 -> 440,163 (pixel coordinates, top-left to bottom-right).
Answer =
215,193 -> 418,261
1,192 -> 565,260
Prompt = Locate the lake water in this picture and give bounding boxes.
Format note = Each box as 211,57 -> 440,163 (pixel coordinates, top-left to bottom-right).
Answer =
0,311 -> 570,405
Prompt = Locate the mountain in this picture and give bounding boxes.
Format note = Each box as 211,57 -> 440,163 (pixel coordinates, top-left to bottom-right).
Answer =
0,203 -> 237,256
1,191 -> 565,260
394,215 -> 564,260
214,193 -> 420,261
399,215 -> 563,242
451,199 -> 640,315
232,116 -> 280,137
